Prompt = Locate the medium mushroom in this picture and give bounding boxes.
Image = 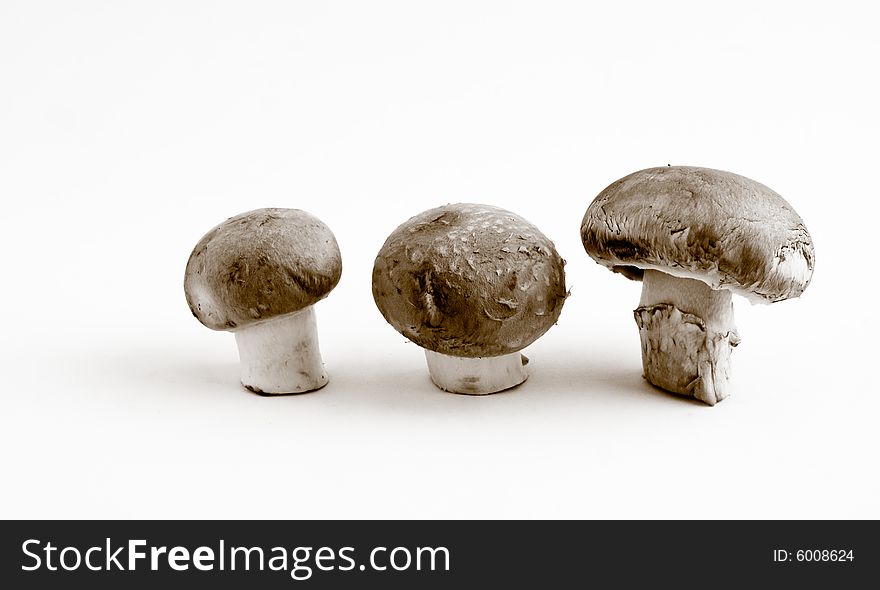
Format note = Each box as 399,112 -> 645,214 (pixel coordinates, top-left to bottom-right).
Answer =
372,203 -> 567,394
581,166 -> 814,405
184,208 -> 342,394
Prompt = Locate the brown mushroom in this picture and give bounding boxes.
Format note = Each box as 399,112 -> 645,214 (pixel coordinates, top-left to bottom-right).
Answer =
581,166 -> 814,405
373,203 -> 567,394
184,208 -> 342,394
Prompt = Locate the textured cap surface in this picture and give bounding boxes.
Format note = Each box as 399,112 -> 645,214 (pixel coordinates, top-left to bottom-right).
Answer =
185,208 -> 341,331
581,166 -> 814,302
372,203 -> 567,357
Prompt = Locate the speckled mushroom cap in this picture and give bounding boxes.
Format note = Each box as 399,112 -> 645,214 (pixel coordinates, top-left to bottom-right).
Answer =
580,166 -> 814,303
185,208 -> 342,331
372,203 -> 567,357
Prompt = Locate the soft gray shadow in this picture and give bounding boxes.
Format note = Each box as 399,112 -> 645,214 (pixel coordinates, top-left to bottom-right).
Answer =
317,348 -> 706,417
526,355 -> 711,408
89,346 -> 243,401
83,343 -> 711,412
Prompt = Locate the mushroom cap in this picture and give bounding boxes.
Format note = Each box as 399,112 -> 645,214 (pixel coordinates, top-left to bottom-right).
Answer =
372,203 -> 567,357
185,208 -> 341,331
580,166 -> 814,303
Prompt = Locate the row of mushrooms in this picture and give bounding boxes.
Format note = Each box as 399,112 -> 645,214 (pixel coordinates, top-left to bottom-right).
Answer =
184,166 -> 815,405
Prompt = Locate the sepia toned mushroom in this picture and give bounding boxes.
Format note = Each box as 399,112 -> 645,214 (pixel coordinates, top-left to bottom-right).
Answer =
184,208 -> 342,394
581,166 -> 814,405
372,203 -> 567,394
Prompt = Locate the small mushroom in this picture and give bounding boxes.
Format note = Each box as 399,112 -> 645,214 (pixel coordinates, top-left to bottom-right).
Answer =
184,208 -> 342,394
581,166 -> 814,405
372,203 -> 567,394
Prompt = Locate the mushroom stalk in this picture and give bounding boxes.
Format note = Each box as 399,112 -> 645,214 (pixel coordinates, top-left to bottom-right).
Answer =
634,269 -> 740,405
234,306 -> 328,394
424,350 -> 528,395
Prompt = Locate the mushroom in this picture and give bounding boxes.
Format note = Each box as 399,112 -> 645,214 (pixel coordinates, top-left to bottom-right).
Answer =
184,208 -> 342,394
372,203 -> 567,394
581,166 -> 814,405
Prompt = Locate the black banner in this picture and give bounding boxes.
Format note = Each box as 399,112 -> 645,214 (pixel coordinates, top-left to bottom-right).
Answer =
2,521 -> 876,587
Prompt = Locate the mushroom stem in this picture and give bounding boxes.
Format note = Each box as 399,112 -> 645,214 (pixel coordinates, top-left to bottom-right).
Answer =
424,350 -> 528,395
635,269 -> 741,405
234,306 -> 328,394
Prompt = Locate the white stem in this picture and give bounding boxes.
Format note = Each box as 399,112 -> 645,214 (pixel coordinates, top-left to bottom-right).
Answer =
634,269 -> 740,406
424,350 -> 528,395
234,306 -> 328,394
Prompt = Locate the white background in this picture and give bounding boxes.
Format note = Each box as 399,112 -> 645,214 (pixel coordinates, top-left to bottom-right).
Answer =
2,0 -> 878,519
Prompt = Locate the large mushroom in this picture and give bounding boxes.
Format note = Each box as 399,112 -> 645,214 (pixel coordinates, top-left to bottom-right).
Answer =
372,203 -> 567,394
581,166 -> 814,405
184,208 -> 342,394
